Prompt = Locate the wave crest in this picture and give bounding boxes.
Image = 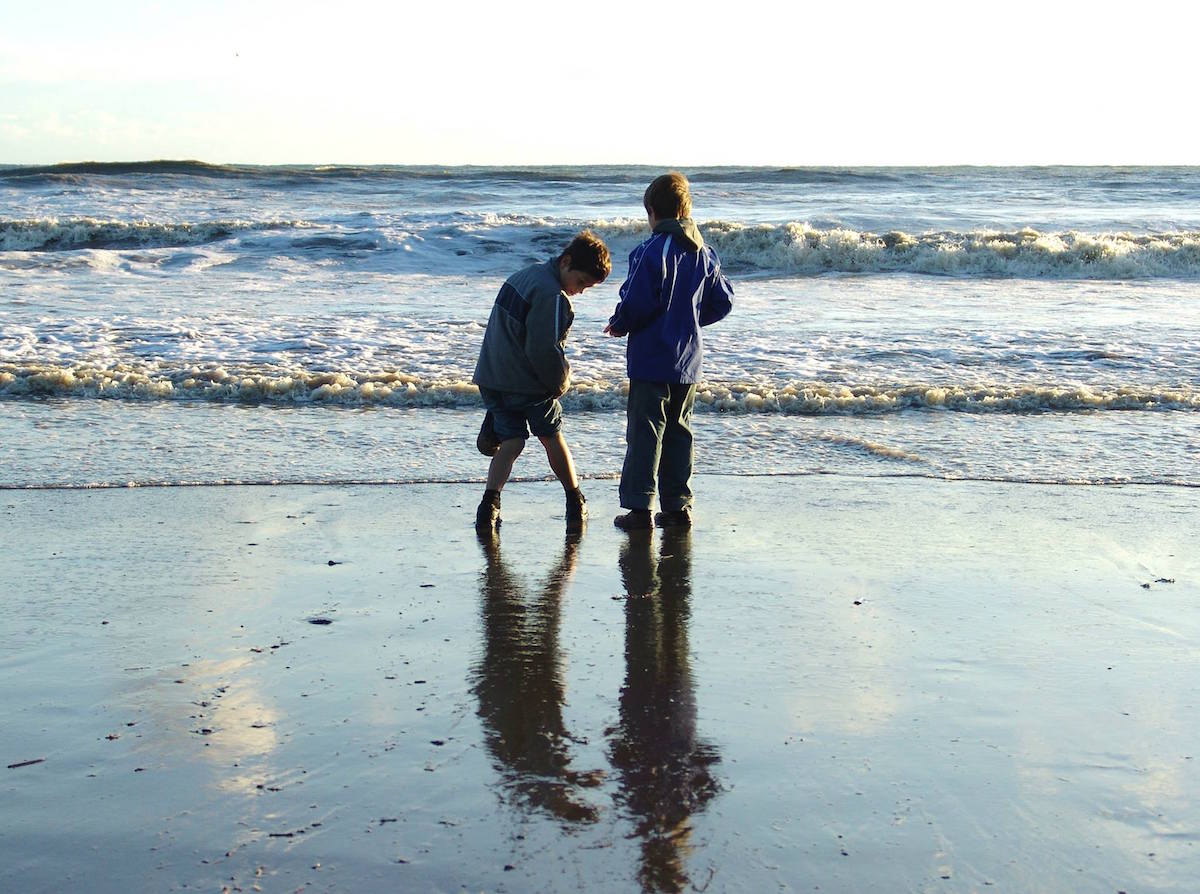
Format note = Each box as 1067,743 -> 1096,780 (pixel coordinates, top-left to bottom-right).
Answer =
0,217 -> 308,251
5,211 -> 1199,279
696,222 -> 1200,279
3,362 -> 1196,415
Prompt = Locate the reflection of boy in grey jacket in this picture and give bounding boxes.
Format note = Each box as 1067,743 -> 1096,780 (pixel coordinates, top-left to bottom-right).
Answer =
473,230 -> 611,537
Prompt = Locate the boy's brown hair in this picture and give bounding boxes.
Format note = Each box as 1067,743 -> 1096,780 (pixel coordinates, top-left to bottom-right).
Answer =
559,229 -> 612,281
643,171 -> 692,220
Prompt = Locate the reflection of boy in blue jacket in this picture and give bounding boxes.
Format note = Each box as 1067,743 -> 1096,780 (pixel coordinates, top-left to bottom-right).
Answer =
604,173 -> 733,530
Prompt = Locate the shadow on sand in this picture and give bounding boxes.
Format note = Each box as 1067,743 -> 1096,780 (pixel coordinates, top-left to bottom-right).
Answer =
472,527 -> 721,892
471,532 -> 601,825
609,528 -> 722,893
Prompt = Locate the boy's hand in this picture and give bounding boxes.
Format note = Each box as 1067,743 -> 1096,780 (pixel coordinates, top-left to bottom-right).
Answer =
603,322 -> 627,337
553,373 -> 570,399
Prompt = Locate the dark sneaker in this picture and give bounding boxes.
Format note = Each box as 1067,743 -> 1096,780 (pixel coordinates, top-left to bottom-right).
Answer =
475,496 -> 501,535
565,492 -> 588,534
654,508 -> 692,528
476,411 -> 501,457
613,509 -> 652,531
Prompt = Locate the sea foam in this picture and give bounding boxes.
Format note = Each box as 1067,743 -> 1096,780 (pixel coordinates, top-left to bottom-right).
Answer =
4,362 -> 1196,415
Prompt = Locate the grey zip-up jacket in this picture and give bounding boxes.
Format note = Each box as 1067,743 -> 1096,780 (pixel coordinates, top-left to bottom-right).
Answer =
473,259 -> 574,397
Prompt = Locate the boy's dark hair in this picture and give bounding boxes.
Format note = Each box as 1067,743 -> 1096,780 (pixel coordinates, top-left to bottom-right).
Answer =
559,229 -> 612,281
643,171 -> 692,220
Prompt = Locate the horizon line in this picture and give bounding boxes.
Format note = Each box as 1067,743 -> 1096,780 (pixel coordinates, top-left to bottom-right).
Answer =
5,158 -> 1200,170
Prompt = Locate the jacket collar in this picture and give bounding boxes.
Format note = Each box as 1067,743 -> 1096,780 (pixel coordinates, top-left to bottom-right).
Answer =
653,217 -> 704,251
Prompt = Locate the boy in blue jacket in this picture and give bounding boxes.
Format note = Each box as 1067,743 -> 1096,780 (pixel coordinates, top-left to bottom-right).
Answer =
604,173 -> 733,530
473,230 -> 611,537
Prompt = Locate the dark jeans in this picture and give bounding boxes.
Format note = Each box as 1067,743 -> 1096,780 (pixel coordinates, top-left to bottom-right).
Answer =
619,380 -> 697,511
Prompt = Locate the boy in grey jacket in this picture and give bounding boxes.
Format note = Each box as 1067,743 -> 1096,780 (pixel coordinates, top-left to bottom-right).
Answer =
473,230 -> 611,536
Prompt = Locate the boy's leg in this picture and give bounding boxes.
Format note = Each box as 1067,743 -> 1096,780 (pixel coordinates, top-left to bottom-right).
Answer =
476,388 -> 529,535
486,438 -> 526,492
537,431 -> 580,491
619,380 -> 668,510
479,389 -> 528,495
539,431 -> 588,532
657,383 -> 696,512
527,398 -> 587,531
477,437 -> 524,535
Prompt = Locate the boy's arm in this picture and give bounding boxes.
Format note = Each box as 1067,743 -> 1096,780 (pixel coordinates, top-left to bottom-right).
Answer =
698,251 -> 733,326
524,290 -> 572,397
606,241 -> 663,337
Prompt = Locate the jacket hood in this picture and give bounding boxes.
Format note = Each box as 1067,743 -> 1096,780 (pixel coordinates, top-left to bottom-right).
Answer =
653,217 -> 704,251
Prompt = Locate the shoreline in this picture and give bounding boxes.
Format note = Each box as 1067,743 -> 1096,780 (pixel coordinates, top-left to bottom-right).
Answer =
3,475 -> 1196,892
4,468 -> 1200,491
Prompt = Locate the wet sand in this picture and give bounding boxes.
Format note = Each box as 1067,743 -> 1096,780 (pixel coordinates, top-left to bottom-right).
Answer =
1,476 -> 1197,893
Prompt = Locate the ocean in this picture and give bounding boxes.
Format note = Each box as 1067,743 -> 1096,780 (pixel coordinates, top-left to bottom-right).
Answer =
2,162 -> 1198,489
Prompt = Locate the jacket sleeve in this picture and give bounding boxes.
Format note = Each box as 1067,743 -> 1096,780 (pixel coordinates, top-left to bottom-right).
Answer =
608,240 -> 663,336
524,289 -> 572,396
698,250 -> 733,327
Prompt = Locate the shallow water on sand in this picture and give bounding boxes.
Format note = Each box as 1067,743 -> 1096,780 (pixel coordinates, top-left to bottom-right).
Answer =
3,399 -> 1196,490
2,478 -> 1196,892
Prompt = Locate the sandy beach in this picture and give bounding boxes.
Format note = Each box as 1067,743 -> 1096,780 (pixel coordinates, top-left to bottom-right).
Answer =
1,475 -> 1196,893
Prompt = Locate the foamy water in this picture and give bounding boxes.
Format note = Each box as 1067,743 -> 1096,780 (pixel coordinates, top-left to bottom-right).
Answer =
2,163 -> 1198,488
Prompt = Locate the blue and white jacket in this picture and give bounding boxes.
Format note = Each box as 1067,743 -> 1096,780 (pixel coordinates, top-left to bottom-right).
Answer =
607,218 -> 733,384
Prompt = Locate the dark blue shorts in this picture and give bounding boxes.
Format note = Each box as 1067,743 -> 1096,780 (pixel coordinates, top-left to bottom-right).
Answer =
478,387 -> 563,440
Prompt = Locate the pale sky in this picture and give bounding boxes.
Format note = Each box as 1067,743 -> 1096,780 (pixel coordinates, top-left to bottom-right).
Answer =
2,0 -> 1197,166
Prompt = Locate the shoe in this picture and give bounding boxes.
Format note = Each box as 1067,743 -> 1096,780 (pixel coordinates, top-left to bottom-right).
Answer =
475,495 -> 501,535
613,509 -> 652,531
654,508 -> 692,528
565,491 -> 588,534
476,411 -> 501,456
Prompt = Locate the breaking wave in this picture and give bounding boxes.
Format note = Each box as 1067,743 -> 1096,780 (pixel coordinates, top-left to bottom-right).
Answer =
5,211 -> 1199,280
0,217 -> 308,251
3,362 -> 1196,415
693,222 -> 1200,279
